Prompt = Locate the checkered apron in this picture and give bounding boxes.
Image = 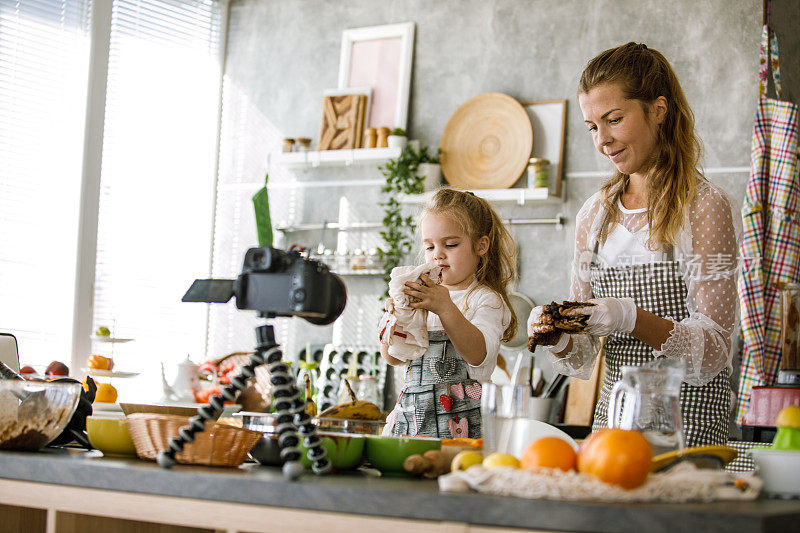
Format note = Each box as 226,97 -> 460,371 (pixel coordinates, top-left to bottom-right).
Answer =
590,240 -> 730,447
392,330 -> 483,438
737,25 -> 800,423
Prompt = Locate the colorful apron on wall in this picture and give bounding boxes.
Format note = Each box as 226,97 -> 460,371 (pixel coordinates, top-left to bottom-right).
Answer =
737,25 -> 800,424
590,229 -> 730,447
392,330 -> 483,439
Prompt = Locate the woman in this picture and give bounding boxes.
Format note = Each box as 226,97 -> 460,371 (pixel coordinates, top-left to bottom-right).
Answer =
531,42 -> 741,447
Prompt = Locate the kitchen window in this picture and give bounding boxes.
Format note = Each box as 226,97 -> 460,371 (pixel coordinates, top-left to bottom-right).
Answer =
1,0 -> 226,401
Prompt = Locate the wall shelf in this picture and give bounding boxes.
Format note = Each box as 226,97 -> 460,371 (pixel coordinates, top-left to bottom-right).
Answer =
399,187 -> 561,206
270,147 -> 401,169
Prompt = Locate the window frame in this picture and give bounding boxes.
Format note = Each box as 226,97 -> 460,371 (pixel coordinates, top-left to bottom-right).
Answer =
69,0 -> 229,374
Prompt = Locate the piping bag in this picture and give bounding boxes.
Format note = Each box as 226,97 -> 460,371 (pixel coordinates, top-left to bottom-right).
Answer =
252,173 -> 273,247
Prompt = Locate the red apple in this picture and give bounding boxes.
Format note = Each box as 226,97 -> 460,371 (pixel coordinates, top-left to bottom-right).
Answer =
45,360 -> 69,376
19,365 -> 36,374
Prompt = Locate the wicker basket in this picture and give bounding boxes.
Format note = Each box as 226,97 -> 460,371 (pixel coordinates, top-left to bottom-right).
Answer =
125,413 -> 262,467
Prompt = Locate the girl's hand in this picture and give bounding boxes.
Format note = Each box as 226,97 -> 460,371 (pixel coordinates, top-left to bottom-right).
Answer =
403,274 -> 455,316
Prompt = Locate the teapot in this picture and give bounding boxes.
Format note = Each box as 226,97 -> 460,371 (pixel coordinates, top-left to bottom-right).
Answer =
608,357 -> 686,455
161,355 -> 199,403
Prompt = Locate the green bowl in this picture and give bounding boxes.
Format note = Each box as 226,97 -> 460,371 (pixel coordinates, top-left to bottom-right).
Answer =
364,435 -> 441,474
299,433 -> 365,471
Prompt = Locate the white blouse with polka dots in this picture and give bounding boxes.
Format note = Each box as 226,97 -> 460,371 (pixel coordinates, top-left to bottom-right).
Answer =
549,180 -> 742,387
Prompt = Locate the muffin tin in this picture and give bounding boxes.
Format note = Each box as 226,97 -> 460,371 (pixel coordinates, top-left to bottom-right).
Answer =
297,344 -> 386,412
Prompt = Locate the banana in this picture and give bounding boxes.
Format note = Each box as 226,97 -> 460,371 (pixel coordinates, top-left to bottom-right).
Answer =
317,377 -> 382,420
318,400 -> 382,420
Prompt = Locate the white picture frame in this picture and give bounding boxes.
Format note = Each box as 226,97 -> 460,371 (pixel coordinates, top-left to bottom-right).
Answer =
521,100 -> 567,198
338,22 -> 415,131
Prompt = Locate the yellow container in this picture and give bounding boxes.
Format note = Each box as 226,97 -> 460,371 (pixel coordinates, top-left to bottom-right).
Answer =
86,415 -> 137,457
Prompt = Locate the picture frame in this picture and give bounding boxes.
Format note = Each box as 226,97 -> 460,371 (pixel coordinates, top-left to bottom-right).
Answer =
338,22 -> 415,131
520,100 -> 567,198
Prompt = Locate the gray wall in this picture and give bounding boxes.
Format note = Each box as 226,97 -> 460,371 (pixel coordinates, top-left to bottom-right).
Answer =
216,0 -> 799,408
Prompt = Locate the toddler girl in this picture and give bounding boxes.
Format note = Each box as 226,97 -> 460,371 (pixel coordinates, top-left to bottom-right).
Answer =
380,189 -> 517,439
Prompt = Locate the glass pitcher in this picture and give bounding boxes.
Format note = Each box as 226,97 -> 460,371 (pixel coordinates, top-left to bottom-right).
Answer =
607,358 -> 686,454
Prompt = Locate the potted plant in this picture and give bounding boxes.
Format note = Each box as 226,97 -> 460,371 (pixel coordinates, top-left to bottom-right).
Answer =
387,128 -> 407,150
377,145 -> 425,292
416,146 -> 442,191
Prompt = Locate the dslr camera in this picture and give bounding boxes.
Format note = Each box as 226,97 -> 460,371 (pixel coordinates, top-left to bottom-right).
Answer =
182,247 -> 346,325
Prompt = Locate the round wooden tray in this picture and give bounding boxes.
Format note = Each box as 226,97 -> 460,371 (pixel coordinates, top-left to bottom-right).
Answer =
440,93 -> 533,190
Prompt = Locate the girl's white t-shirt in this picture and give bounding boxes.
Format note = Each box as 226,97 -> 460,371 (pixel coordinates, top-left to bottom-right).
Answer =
426,281 -> 511,382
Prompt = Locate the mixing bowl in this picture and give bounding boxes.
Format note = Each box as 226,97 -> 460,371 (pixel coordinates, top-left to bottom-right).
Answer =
86,413 -> 137,457
749,448 -> 800,497
237,412 -> 366,470
0,380 -> 82,450
364,435 -> 441,474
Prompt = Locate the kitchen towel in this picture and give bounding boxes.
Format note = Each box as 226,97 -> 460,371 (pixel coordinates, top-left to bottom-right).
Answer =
378,262 -> 442,361
737,25 -> 800,423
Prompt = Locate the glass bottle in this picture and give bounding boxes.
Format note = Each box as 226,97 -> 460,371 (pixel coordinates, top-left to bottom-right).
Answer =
527,158 -> 550,188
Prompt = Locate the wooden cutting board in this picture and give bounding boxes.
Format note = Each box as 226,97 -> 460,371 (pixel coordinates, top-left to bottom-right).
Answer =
440,92 -> 533,189
563,345 -> 606,426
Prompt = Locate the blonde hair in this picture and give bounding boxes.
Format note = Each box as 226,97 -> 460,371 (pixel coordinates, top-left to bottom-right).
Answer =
579,42 -> 705,247
421,188 -> 518,343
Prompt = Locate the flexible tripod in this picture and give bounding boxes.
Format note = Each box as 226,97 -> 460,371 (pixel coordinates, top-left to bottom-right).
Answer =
157,325 -> 331,479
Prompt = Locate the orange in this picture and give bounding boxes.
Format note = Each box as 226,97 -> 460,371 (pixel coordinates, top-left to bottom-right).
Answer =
577,428 -> 652,489
95,383 -> 118,404
520,436 -> 577,472
87,354 -> 113,370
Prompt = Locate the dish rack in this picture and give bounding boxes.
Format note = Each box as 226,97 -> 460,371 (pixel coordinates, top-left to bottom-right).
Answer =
303,344 -> 386,412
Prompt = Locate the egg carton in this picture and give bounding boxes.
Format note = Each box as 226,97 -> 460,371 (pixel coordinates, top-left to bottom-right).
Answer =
310,344 -> 386,413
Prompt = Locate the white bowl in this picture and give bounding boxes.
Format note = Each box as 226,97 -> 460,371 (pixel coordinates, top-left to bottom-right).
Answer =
749,448 -> 800,497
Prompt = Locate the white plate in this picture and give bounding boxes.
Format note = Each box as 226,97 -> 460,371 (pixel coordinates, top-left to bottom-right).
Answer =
501,419 -> 578,457
502,292 -> 535,350
91,336 -> 134,343
82,368 -> 140,378
92,402 -> 123,412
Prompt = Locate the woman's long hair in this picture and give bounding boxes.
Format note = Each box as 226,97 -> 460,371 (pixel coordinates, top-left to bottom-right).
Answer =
421,189 -> 518,342
579,42 -> 705,247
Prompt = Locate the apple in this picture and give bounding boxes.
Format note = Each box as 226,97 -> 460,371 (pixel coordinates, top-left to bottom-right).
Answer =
45,360 -> 69,376
19,365 -> 35,374
95,326 -> 111,337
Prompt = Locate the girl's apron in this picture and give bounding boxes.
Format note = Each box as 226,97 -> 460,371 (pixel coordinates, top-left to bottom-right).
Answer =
590,225 -> 730,447
392,330 -> 483,439
737,25 -> 800,423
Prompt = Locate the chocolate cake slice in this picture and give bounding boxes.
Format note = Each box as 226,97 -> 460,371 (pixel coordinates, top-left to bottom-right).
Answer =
527,301 -> 595,351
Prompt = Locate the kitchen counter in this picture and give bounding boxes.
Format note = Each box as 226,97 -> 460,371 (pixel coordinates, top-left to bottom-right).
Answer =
0,448 -> 798,533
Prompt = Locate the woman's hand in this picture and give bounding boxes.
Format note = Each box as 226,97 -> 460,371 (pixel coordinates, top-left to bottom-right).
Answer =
403,274 -> 455,317
584,297 -> 637,336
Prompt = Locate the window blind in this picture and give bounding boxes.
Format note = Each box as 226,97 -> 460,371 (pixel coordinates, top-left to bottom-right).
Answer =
0,0 -> 91,369
91,0 -> 222,400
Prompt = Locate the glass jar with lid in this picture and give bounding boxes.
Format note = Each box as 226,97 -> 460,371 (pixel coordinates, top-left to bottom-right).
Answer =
527,158 -> 550,189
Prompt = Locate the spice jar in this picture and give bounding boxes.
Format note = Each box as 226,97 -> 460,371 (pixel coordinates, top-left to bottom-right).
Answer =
295,138 -> 312,152
282,138 -> 295,153
377,127 -> 390,148
364,128 -> 378,149
527,158 -> 550,188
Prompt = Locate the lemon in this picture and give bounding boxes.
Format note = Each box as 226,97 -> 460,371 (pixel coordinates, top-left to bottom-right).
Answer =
95,383 -> 118,404
775,405 -> 800,429
95,326 -> 111,337
482,452 -> 520,469
451,450 -> 483,471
